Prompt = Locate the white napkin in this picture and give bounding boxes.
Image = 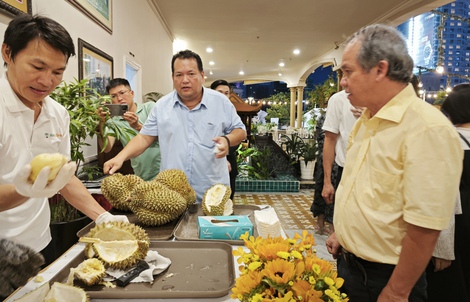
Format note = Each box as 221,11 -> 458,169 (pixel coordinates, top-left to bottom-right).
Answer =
105,250 -> 171,283
254,207 -> 282,238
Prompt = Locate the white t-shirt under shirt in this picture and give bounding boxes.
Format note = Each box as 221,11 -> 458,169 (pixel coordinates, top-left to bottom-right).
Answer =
322,90 -> 358,167
0,73 -> 71,252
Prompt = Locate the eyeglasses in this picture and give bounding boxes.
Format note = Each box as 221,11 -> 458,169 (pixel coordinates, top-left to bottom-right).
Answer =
110,90 -> 130,99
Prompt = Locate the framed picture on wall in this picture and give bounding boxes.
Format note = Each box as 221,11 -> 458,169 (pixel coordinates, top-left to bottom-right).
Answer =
0,0 -> 32,16
78,38 -> 113,96
66,0 -> 112,34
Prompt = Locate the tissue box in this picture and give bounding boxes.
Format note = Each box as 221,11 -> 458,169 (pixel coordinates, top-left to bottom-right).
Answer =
198,216 -> 253,240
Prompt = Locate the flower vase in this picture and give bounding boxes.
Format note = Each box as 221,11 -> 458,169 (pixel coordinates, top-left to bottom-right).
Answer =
300,160 -> 315,180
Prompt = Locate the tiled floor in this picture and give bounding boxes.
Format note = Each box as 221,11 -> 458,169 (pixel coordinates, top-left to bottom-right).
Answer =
234,189 -> 334,262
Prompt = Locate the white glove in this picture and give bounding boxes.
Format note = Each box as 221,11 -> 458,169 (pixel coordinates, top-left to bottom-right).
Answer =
14,162 -> 77,198
95,211 -> 129,225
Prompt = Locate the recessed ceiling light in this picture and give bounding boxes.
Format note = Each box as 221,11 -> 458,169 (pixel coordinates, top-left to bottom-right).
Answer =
293,49 -> 300,55
239,71 -> 244,75
209,61 -> 215,65
209,70 -> 213,75
278,72 -> 282,76
206,47 -> 213,53
279,62 -> 285,67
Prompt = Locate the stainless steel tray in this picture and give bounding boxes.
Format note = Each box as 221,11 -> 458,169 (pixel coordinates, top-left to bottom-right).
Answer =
173,204 -> 260,245
49,241 -> 235,299
77,210 -> 181,240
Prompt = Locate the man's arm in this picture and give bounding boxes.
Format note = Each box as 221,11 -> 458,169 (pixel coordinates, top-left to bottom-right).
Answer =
322,131 -> 338,204
378,224 -> 440,301
59,176 -> 106,220
0,184 -> 29,211
104,133 -> 155,175
226,128 -> 247,146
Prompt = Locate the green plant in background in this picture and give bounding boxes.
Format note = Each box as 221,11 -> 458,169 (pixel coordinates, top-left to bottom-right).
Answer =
49,78 -> 131,222
280,133 -> 305,163
306,75 -> 338,110
250,146 -> 276,179
300,139 -> 317,165
266,92 -> 291,126
432,89 -> 448,107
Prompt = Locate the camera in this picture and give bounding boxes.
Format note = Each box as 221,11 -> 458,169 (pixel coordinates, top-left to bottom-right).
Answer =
104,104 -> 128,117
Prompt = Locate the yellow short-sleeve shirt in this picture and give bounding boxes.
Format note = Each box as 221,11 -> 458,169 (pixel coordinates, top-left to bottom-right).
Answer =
334,84 -> 463,265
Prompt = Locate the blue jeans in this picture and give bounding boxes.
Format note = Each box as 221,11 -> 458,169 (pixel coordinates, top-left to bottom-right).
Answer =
337,250 -> 427,301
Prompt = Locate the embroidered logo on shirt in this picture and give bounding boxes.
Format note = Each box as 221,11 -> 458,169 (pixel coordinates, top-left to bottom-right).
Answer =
44,132 -> 64,138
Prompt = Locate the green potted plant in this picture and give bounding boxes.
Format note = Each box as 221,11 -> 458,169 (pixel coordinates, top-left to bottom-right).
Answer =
46,78 -> 130,259
299,139 -> 317,180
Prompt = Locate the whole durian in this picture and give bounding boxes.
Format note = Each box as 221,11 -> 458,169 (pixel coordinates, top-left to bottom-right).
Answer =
130,181 -> 188,226
84,221 -> 149,269
101,173 -> 144,211
153,169 -> 197,206
202,184 -> 233,216
67,258 -> 106,286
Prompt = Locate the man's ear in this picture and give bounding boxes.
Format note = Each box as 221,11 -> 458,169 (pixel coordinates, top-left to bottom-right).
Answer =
375,60 -> 389,80
1,44 -> 11,64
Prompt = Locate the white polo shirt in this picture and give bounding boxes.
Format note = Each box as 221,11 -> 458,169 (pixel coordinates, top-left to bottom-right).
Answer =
322,90 -> 358,167
0,73 -> 71,252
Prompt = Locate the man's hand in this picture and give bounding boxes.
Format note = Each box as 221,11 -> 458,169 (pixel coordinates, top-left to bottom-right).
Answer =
95,211 -> 129,225
14,162 -> 76,198
212,136 -> 229,158
350,106 -> 365,119
322,183 -> 335,204
122,111 -> 141,131
431,257 -> 452,272
326,232 -> 342,259
103,158 -> 123,175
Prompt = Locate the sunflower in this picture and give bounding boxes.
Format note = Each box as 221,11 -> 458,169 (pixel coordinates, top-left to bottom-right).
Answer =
231,230 -> 349,302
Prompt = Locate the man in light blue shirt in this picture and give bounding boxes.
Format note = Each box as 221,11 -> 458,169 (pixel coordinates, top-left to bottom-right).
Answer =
104,50 -> 246,202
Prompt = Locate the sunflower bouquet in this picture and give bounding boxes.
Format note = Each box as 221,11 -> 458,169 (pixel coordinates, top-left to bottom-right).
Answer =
231,230 -> 348,302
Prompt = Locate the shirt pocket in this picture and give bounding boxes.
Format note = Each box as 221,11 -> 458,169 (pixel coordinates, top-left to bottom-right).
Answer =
361,165 -> 401,212
197,122 -> 219,148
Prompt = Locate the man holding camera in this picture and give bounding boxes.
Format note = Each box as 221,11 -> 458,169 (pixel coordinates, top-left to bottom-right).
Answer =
97,78 -> 161,181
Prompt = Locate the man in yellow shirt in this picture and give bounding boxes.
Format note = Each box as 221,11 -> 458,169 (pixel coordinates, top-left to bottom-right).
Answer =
326,24 -> 463,301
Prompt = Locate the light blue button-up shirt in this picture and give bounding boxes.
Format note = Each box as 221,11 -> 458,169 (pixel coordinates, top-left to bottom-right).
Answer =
141,87 -> 246,202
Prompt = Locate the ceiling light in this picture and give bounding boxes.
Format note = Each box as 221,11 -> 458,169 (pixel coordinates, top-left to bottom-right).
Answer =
206,47 -> 213,53
278,72 -> 282,76
293,49 -> 300,55
209,61 -> 215,66
279,62 -> 285,67
209,70 -> 213,75
239,71 -> 244,75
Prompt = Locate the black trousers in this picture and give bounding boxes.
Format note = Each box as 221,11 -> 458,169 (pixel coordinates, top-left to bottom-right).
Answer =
338,250 -> 427,301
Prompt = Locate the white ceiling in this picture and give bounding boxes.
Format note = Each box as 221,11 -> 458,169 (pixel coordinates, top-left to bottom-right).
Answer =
148,0 -> 451,87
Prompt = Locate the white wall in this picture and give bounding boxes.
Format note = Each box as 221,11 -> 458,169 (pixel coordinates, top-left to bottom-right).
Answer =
0,0 -> 174,162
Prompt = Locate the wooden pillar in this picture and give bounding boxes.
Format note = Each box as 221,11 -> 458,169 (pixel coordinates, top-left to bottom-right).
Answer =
296,86 -> 304,128
289,87 -> 296,127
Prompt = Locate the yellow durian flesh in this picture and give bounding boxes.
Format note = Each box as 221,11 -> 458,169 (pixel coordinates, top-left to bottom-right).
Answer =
202,184 -> 232,216
84,222 -> 150,268
67,258 -> 106,286
28,153 -> 68,183
92,240 -> 149,270
44,282 -> 89,302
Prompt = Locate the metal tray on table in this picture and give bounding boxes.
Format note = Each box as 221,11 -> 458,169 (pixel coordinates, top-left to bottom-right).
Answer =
173,204 -> 260,245
77,210 -> 182,240
48,241 -> 235,299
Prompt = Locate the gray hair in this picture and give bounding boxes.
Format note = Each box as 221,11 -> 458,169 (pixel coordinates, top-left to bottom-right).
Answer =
346,24 -> 414,83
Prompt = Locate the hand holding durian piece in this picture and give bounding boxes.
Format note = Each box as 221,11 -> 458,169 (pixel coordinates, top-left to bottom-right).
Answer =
14,153 -> 76,198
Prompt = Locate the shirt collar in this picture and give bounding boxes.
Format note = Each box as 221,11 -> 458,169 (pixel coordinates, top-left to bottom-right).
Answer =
364,84 -> 418,124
